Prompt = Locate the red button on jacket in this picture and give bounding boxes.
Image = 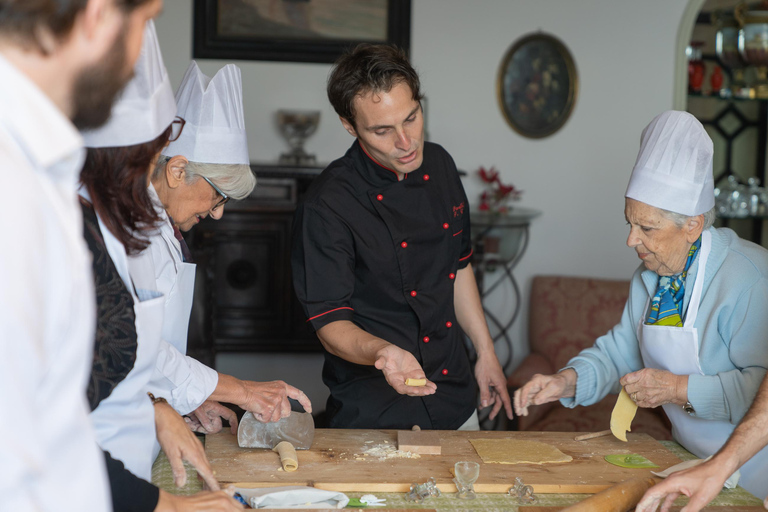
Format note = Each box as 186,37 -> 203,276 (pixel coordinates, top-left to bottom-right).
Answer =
446,321 -> 452,328
449,273 -> 456,279
376,194 -> 383,201
442,369 -> 448,375
401,241 -> 408,248
410,290 -> 417,297
423,336 -> 430,343
423,174 -> 430,181
442,223 -> 449,229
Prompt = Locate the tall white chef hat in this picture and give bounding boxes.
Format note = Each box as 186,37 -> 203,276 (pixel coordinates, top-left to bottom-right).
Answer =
162,61 -> 249,165
81,20 -> 176,148
625,110 -> 714,216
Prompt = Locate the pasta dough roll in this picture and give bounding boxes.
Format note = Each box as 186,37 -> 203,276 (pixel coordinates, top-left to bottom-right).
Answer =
273,441 -> 299,472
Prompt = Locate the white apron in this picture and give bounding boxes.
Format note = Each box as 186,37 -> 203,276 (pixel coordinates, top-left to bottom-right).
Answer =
90,214 -> 166,481
156,219 -> 196,353
639,230 -> 768,499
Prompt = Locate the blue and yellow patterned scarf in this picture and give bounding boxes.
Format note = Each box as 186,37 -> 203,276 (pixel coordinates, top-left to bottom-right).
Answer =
645,236 -> 701,327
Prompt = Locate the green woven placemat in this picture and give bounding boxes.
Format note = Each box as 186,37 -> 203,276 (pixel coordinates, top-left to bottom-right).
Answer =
151,439 -> 762,510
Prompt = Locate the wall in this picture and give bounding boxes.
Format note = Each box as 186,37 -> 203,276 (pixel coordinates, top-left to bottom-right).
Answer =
155,0 -> 691,412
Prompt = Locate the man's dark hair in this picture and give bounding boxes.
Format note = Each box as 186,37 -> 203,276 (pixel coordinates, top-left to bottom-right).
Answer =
0,0 -> 151,52
327,43 -> 423,128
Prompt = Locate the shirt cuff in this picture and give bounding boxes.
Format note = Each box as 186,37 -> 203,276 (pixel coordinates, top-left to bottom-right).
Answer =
306,306 -> 355,332
559,361 -> 596,408
458,249 -> 473,269
170,359 -> 219,415
687,374 -> 730,421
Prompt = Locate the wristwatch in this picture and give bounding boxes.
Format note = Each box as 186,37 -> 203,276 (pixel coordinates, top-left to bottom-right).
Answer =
683,401 -> 695,415
147,392 -> 167,405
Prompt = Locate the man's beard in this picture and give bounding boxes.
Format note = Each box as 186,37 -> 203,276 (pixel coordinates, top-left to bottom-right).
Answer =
71,25 -> 132,130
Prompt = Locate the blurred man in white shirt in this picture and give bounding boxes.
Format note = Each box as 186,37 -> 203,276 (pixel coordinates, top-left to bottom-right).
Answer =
0,0 -> 162,510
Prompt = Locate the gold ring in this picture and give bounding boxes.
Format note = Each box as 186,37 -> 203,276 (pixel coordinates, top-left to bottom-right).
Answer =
631,392 -> 638,402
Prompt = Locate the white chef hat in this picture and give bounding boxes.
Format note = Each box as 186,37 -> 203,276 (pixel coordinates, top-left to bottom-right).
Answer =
625,110 -> 714,216
162,61 -> 249,165
81,20 -> 176,148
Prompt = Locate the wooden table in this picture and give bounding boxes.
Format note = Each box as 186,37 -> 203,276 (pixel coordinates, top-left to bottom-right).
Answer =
205,429 -> 682,494
152,432 -> 763,511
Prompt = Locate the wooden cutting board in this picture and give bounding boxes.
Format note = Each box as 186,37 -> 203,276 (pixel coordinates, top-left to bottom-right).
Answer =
206,429 -> 681,494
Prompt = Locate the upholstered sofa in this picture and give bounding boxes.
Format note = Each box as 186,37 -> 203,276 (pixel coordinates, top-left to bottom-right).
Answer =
507,275 -> 672,440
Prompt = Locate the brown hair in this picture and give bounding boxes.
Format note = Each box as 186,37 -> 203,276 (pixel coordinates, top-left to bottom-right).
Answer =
80,124 -> 172,255
0,0 -> 153,52
327,43 -> 423,129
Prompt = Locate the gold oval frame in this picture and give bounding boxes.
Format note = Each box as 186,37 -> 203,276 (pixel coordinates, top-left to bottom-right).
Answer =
497,32 -> 578,139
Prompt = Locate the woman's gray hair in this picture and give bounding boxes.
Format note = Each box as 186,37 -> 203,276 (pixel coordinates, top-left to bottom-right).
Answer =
154,155 -> 256,200
660,206 -> 716,230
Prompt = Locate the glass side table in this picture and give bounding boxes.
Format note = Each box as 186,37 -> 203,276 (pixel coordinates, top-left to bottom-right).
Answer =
469,207 -> 542,430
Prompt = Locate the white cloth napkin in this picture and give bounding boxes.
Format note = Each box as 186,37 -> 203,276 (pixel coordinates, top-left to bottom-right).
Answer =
651,455 -> 740,489
234,486 -> 349,509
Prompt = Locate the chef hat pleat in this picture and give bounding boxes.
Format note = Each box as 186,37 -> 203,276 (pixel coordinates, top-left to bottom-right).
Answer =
162,61 -> 249,165
81,20 -> 176,148
625,110 -> 715,216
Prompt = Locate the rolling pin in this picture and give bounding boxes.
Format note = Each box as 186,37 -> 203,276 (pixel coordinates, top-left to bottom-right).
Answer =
561,476 -> 661,512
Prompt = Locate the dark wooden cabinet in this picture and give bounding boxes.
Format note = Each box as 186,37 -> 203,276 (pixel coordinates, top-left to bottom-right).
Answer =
185,164 -> 322,367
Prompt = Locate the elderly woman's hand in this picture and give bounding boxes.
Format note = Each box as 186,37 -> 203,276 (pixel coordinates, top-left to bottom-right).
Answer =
513,369 -> 577,417
620,369 -> 688,408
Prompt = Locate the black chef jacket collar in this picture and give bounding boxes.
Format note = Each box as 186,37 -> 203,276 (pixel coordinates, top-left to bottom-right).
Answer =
351,139 -> 418,187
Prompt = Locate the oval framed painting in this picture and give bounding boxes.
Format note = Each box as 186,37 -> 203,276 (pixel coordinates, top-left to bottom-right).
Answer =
497,33 -> 578,138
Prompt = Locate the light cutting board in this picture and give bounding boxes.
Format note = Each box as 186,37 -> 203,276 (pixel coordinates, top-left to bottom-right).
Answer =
206,429 -> 682,494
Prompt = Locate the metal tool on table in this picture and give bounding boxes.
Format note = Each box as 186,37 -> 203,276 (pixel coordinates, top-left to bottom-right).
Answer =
237,411 -> 315,472
405,477 -> 441,502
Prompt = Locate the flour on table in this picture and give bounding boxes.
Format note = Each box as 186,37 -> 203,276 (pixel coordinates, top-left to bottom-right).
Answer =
358,443 -> 421,461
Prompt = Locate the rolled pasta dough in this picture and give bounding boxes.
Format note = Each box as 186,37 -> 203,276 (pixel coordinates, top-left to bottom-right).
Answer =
469,439 -> 573,465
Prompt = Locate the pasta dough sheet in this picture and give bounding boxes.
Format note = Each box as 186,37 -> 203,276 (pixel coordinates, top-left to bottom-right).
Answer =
469,438 -> 573,465
610,388 -> 638,442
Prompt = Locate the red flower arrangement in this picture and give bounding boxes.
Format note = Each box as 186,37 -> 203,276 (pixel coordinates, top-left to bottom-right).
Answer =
477,166 -> 522,213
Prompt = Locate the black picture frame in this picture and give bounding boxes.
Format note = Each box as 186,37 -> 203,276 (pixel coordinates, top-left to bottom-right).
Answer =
497,32 -> 578,139
193,0 -> 412,64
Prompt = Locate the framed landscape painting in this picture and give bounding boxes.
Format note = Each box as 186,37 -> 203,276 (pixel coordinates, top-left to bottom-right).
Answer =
194,0 -> 412,63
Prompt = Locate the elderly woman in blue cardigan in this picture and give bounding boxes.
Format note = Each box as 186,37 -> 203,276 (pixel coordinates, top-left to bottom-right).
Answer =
514,110 -> 768,499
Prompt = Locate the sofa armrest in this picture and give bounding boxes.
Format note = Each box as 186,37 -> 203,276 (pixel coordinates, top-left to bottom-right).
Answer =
507,353 -> 557,430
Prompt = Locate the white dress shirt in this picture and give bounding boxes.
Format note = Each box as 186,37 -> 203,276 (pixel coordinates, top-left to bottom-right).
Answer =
0,54 -> 111,511
129,184 -> 218,416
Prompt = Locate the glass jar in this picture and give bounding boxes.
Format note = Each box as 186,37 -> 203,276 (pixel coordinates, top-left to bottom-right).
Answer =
716,175 -> 750,218
746,177 -> 768,216
687,41 -> 706,94
715,10 -> 746,96
736,4 -> 768,97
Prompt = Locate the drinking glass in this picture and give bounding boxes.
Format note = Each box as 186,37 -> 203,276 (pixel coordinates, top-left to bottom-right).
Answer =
454,461 -> 480,499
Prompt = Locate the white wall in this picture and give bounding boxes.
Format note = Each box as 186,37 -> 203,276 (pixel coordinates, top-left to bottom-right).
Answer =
156,0 -> 692,406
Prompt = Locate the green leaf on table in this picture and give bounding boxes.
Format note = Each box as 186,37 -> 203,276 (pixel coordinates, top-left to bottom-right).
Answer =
604,453 -> 659,468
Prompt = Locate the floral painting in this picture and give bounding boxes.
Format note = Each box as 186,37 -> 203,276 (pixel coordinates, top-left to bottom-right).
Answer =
497,33 -> 578,138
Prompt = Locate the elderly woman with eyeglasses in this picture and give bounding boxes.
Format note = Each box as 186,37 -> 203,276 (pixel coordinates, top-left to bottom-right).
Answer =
129,61 -> 311,440
514,111 -> 768,499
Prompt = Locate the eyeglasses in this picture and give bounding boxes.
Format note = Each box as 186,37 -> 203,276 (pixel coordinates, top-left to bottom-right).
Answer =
169,116 -> 186,142
201,175 -> 230,212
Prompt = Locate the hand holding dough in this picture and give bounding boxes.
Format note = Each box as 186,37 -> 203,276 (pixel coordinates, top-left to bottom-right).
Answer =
610,388 -> 638,442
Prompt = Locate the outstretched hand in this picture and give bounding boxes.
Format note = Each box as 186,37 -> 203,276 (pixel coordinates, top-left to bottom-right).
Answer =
374,344 -> 437,396
513,369 -> 577,417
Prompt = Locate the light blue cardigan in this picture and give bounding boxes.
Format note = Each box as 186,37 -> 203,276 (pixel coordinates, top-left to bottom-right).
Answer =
562,227 -> 768,424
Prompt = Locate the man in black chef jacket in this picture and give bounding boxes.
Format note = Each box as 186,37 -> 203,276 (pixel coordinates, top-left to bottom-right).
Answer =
292,44 -> 513,430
